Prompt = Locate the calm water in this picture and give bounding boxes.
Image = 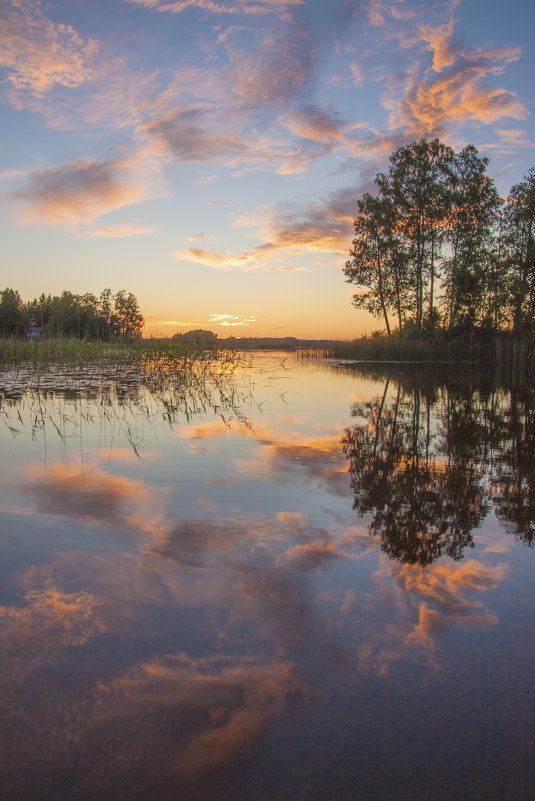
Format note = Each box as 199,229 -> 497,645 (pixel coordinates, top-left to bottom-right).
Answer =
1,352 -> 534,801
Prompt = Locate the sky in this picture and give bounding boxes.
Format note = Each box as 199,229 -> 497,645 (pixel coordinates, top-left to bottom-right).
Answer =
1,0 -> 534,339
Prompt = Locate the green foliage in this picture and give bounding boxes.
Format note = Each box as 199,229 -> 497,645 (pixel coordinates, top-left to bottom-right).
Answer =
345,138 -> 534,337
0,335 -> 237,368
0,288 -> 28,336
172,329 -> 218,346
4,287 -> 144,341
500,168 -> 535,332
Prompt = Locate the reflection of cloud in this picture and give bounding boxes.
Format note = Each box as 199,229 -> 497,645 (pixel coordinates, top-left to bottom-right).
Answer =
179,416 -> 351,496
27,463 -> 147,519
391,559 -> 509,648
178,418 -> 278,440
24,463 -> 166,535
283,538 -> 340,571
179,417 -> 350,496
256,431 -> 350,497
0,586 -> 104,678
94,653 -> 305,790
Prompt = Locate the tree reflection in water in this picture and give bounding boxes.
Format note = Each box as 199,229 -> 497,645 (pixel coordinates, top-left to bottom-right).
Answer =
341,365 -> 535,564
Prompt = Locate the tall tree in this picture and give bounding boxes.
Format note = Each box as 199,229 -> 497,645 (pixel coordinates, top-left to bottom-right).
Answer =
0,288 -> 27,335
113,290 -> 144,340
442,145 -> 501,330
344,192 -> 407,333
384,138 -> 454,329
500,169 -> 535,332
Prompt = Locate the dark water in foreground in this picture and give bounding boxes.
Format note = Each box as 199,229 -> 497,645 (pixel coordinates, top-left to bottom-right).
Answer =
1,352 -> 534,801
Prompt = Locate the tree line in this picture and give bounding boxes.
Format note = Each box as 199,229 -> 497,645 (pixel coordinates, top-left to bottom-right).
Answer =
344,139 -> 535,335
0,288 -> 144,340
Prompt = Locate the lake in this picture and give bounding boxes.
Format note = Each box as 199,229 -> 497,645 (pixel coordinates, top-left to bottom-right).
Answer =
1,351 -> 534,801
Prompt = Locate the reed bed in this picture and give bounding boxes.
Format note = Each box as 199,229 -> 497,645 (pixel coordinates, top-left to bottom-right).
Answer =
0,336 -> 230,368
325,331 -> 535,369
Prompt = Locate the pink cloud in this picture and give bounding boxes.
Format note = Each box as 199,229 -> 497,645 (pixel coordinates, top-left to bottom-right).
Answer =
126,0 -> 303,16
12,148 -> 162,226
391,63 -> 527,137
0,0 -> 98,97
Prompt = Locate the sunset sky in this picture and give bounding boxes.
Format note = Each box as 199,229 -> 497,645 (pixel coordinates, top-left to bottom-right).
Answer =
1,0 -> 534,338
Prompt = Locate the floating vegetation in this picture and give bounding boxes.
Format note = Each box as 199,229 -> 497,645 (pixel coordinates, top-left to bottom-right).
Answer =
0,348 -> 250,456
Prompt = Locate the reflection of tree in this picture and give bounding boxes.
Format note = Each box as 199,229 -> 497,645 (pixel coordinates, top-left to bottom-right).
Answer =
493,391 -> 535,543
343,383 -> 487,564
341,368 -> 535,563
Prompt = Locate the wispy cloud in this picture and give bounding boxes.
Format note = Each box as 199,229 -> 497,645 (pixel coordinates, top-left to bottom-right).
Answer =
126,0 -> 303,16
12,146 -> 163,227
210,313 -> 257,326
175,185 -> 358,270
90,223 -> 158,238
418,15 -> 457,72
373,1 -> 527,139
0,0 -> 98,97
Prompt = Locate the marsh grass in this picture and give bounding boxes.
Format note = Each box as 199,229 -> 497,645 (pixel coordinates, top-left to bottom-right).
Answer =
322,331 -> 535,369
0,335 -> 230,367
0,339 -> 250,457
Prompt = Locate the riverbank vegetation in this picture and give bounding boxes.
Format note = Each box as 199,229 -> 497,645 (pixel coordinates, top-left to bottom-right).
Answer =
344,139 -> 535,347
0,288 -> 143,340
0,334 -> 238,368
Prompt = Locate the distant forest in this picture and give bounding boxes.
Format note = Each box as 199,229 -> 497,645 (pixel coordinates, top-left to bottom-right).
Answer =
345,138 -> 535,336
0,288 -> 143,340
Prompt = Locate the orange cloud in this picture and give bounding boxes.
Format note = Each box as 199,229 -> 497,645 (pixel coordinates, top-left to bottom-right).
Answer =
282,105 -> 348,144
0,0 -> 98,97
13,148 -> 162,226
175,185 -> 356,270
391,63 -> 527,137
418,17 -> 457,72
89,223 -> 158,238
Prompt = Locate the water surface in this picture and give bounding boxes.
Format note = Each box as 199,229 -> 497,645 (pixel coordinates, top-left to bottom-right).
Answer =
1,353 -> 534,800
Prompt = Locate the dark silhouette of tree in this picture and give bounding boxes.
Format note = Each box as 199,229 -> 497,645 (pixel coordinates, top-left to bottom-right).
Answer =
493,389 -> 535,544
344,193 -> 407,334
0,288 -> 28,335
1,287 -> 144,340
443,145 -> 501,330
344,138 -> 535,337
112,290 -> 144,340
383,138 -> 454,329
501,169 -> 535,332
342,375 -> 493,564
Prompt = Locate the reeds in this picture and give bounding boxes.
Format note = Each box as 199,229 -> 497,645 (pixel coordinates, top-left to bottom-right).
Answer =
0,336 -> 225,368
326,331 -> 535,370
